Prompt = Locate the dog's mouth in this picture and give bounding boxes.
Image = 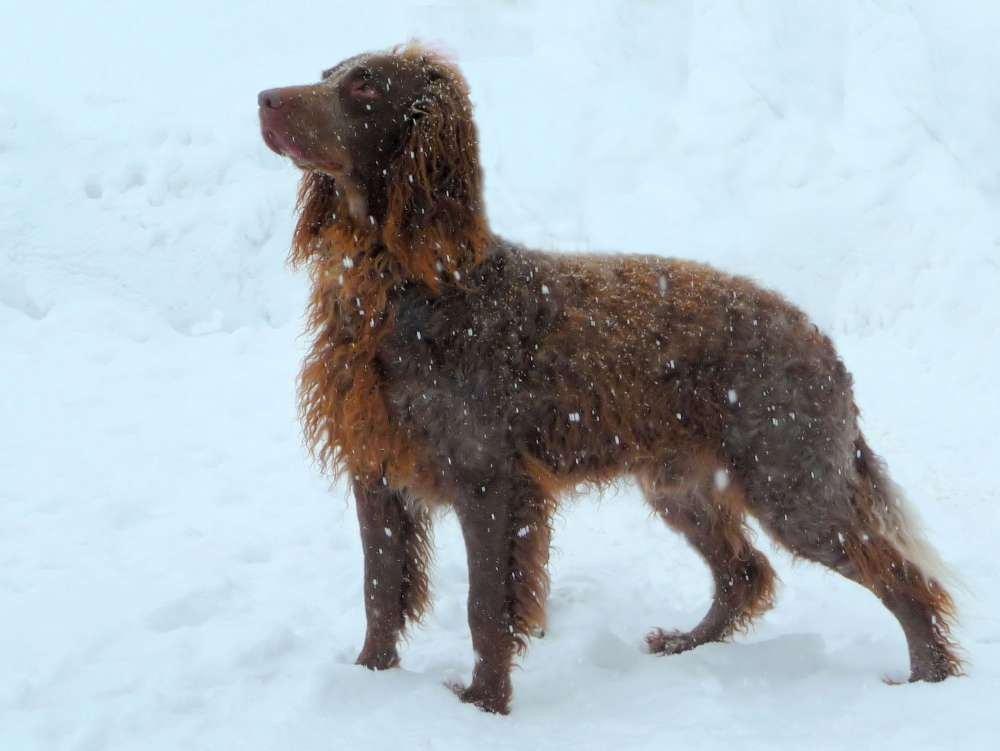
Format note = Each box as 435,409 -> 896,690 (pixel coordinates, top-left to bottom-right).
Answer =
261,126 -> 285,156
261,126 -> 346,174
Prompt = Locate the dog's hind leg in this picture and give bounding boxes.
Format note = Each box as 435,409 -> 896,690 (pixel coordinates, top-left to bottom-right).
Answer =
742,437 -> 962,682
353,478 -> 434,670
638,458 -> 777,655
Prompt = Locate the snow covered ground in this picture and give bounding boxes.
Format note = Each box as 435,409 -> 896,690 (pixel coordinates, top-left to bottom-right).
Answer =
3,1 -> 999,748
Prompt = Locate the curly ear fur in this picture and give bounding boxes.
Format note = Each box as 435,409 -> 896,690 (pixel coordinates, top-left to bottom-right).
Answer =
289,173 -> 339,268
382,51 -> 490,290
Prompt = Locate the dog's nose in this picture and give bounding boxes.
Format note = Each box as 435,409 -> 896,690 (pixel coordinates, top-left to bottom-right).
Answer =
258,89 -> 284,109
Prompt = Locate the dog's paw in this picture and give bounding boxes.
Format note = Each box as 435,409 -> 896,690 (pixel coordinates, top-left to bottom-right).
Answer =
355,646 -> 400,671
447,679 -> 511,715
645,628 -> 695,656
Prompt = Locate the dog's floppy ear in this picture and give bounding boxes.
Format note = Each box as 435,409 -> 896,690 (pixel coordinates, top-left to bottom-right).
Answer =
383,56 -> 489,290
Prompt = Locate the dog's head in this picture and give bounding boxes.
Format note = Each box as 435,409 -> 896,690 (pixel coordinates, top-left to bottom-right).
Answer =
259,44 -> 488,283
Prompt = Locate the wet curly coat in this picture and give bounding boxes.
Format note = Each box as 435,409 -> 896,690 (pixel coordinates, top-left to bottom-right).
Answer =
258,43 -> 961,714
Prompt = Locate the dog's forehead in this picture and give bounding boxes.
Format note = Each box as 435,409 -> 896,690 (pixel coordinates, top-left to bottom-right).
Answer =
322,52 -> 409,82
321,53 -> 369,82
323,52 -> 430,88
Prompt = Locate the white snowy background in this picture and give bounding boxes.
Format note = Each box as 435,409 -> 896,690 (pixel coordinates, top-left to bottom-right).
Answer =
2,1 -> 999,749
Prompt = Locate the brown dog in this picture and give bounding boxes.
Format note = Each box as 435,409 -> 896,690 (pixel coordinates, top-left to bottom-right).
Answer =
258,44 -> 961,714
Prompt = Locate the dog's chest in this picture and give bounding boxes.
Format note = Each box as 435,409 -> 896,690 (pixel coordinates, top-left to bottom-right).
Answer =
374,274 -> 553,467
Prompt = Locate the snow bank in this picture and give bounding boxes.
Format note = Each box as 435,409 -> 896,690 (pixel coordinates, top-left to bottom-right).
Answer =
2,1 -> 998,749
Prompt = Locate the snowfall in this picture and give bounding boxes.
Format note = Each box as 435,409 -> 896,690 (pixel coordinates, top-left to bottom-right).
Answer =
2,1 -> 999,749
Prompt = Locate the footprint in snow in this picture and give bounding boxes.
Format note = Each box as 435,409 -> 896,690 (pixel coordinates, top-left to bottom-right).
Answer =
145,583 -> 233,633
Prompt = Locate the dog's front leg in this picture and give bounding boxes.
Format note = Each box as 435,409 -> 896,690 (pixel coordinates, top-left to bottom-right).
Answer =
451,482 -> 520,714
353,478 -> 433,670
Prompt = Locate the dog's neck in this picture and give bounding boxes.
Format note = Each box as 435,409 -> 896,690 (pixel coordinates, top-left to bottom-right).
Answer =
292,170 -> 493,301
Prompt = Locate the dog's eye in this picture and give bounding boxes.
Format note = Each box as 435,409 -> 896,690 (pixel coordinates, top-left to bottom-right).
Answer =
349,79 -> 380,102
